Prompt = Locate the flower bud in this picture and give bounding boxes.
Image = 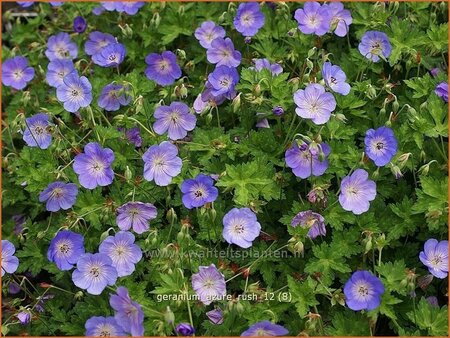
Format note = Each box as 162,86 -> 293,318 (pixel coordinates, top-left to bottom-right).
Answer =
366,85 -> 377,100
73,16 -> 87,34
119,23 -> 133,38
166,208 -> 177,224
397,153 -> 412,167
390,165 -> 403,179
334,113 -> 347,123
392,99 -> 399,113
418,160 -> 437,175
74,291 -> 84,300
307,47 -> 316,58
272,105 -> 284,116
232,93 -> 241,113
99,228 -> 113,242
150,12 -> 161,27
244,36 -> 252,44
124,166 -> 133,181
254,84 -> 261,96
164,306 -> 175,325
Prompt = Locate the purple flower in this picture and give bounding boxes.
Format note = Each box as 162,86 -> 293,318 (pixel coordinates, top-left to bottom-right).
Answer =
322,62 -> 350,95
435,82 -> 448,103
430,68 -> 440,77
181,174 -> 219,209
358,31 -> 392,62
195,21 -> 226,49
116,201 -> 157,234
153,102 -> 197,140
99,231 -> 142,277
419,239 -> 448,279
110,287 -> 145,336
17,311 -> 31,325
294,83 -> 336,124
234,2 -> 265,37
272,106 -> 284,116
12,214 -> 26,236
47,230 -> 85,271
35,294 -> 54,313
142,141 -> 182,186
73,142 -> 115,189
206,308 -> 224,325
176,323 -> 195,336
17,2 -> 34,7
116,2 -> 145,15
323,2 -> 352,37
2,56 -> 35,90
206,66 -> 239,100
364,126 -> 398,166
256,118 -> 270,129
39,181 -> 78,212
1,240 -> 19,277
192,264 -> 226,305
426,296 -> 439,307
101,1 -> 117,11
9,281 -> 21,294
92,6 -> 105,15
85,31 -> 117,56
291,210 -> 326,239
23,113 -> 52,149
85,316 -> 126,336
56,73 -> 92,112
72,253 -> 117,295
222,208 -> 261,248
206,38 -> 242,67
73,16 -> 86,33
46,59 -> 76,88
344,270 -> 385,311
145,51 -> 182,86
294,2 -> 330,36
339,169 -> 376,215
285,141 -> 330,178
253,58 -> 283,76
241,321 -> 289,336
98,83 -> 131,111
92,43 -> 126,67
123,127 -> 142,147
45,32 -> 78,61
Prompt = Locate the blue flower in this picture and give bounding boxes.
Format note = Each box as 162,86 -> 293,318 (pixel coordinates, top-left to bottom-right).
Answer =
39,181 -> 78,212
364,126 -> 398,166
344,270 -> 384,311
72,253 -> 117,295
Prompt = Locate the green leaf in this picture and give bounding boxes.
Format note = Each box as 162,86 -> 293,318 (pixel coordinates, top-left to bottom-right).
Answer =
216,158 -> 279,205
287,276 -> 319,318
406,297 -> 448,336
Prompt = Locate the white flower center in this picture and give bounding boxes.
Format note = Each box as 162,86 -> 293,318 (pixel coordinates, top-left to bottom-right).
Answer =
13,69 -> 23,80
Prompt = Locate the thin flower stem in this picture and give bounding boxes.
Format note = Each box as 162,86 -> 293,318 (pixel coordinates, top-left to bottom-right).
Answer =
127,117 -> 156,137
184,284 -> 195,333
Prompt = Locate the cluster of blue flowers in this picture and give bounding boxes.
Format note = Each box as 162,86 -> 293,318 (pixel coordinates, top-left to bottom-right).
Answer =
2,1 -> 448,336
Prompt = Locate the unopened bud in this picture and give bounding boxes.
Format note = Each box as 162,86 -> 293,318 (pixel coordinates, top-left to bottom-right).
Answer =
366,85 -> 377,100
119,23 -> 133,38
232,93 -> 241,113
124,166 -> 133,181
334,113 -> 347,123
150,12 -> 161,27
392,99 -> 399,113
390,165 -> 403,179
166,208 -> 177,224
74,291 -> 84,300
164,306 -> 175,325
